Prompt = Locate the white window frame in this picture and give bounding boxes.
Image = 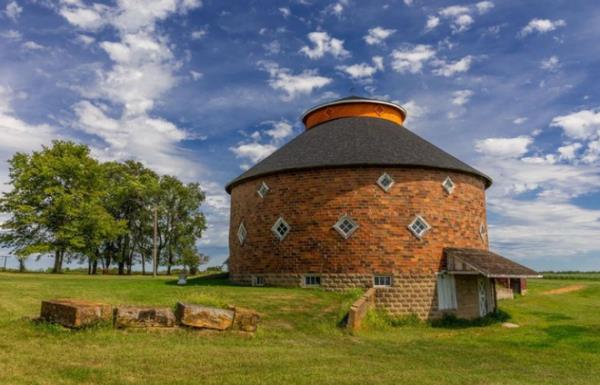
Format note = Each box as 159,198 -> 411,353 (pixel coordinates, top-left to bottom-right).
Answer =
333,214 -> 359,239
479,222 -> 488,242
271,217 -> 291,241
442,176 -> 455,194
376,172 -> 395,192
237,222 -> 247,245
373,275 -> 392,287
437,273 -> 457,310
257,181 -> 270,198
408,215 -> 431,238
252,276 -> 265,287
303,275 -> 321,287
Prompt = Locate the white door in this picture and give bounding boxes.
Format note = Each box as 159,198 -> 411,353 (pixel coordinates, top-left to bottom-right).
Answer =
478,277 -> 488,317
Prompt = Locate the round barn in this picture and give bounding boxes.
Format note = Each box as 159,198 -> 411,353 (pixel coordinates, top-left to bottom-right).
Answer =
225,96 -> 539,319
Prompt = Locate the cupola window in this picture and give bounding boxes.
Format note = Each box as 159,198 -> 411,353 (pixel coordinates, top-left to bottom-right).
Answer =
333,215 -> 359,239
377,172 -> 395,192
257,181 -> 270,198
252,276 -> 265,287
442,176 -> 455,194
408,215 -> 431,238
271,217 -> 291,241
237,222 -> 247,245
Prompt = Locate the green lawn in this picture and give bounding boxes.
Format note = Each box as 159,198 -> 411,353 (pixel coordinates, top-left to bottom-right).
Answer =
0,273 -> 598,385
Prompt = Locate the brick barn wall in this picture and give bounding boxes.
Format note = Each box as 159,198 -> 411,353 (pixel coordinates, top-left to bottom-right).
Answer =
228,167 -> 489,319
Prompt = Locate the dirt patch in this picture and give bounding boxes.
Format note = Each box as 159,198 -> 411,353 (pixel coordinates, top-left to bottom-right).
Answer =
543,285 -> 586,295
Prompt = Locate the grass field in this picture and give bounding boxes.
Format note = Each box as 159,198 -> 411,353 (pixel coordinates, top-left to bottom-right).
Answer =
0,273 -> 598,385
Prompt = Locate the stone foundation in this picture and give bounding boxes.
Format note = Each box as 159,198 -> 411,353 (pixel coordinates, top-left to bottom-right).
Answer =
231,272 -> 495,320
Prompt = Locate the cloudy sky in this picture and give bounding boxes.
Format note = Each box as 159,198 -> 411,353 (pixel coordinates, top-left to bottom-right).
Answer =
1,0 -> 599,271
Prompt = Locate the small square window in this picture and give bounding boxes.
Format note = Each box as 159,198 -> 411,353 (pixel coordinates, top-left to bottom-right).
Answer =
237,222 -> 247,245
377,173 -> 395,192
304,275 -> 321,287
333,215 -> 359,239
408,215 -> 431,238
373,276 -> 392,287
271,217 -> 291,241
257,181 -> 270,198
442,177 -> 455,194
480,223 -> 487,242
252,276 -> 265,286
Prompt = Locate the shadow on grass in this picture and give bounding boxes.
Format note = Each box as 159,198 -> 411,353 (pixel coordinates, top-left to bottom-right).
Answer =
164,273 -> 236,287
430,310 -> 511,329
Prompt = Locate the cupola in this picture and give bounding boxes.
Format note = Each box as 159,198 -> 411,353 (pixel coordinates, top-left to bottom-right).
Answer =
301,96 -> 407,130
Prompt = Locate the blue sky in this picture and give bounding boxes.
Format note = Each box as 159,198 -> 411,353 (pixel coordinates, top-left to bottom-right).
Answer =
1,0 -> 600,271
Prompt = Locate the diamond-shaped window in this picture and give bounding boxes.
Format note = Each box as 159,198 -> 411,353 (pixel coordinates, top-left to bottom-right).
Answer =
271,217 -> 290,241
237,222 -> 247,245
257,181 -> 270,198
442,177 -> 455,194
479,223 -> 487,242
408,215 -> 431,238
377,173 -> 395,192
333,215 -> 359,239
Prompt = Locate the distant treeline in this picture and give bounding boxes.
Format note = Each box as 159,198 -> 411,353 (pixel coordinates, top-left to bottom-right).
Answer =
540,272 -> 600,281
0,141 -> 207,275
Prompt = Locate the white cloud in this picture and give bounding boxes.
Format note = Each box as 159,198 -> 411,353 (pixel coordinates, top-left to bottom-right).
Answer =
278,7 -> 290,18
258,61 -> 332,100
451,90 -> 474,106
300,31 -> 350,60
76,34 -> 95,45
190,70 -> 203,80
558,143 -> 582,161
432,55 -> 473,77
264,120 -> 294,140
337,56 -> 384,80
520,18 -> 566,37
230,142 -> 277,165
22,41 -> 45,50
56,0 -> 203,178
327,1 -> 348,17
191,29 -> 207,40
390,44 -> 436,74
425,16 -> 440,31
1,29 -> 22,40
0,86 -> 59,192
475,135 -> 532,158
5,1 -> 22,21
513,117 -> 528,125
476,1 -> 494,14
403,0 -> 414,5
401,99 -> 426,125
551,109 -> 600,140
364,27 -> 396,45
540,56 -> 560,71
437,2 -> 493,33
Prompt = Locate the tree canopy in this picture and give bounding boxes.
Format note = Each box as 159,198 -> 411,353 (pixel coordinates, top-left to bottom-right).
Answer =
0,141 -> 207,274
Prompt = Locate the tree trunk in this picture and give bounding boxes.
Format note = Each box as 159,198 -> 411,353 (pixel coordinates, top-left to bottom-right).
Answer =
18,259 -> 26,273
88,259 -> 92,275
126,250 -> 134,275
118,261 -> 125,275
141,253 -> 146,275
52,249 -> 63,273
92,259 -> 98,275
167,247 -> 173,275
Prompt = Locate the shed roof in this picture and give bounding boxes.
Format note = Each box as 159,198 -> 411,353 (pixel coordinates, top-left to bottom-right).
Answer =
226,116 -> 492,193
445,248 -> 541,278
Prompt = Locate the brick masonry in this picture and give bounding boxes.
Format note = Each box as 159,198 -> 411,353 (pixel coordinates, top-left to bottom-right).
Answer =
228,166 -> 491,319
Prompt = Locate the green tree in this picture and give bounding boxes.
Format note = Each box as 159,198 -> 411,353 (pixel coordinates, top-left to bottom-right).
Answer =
0,141 -> 124,273
156,176 -> 206,275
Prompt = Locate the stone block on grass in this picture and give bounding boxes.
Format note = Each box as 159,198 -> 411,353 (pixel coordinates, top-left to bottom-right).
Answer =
114,306 -> 176,329
175,302 -> 234,330
40,299 -> 112,329
228,306 -> 260,332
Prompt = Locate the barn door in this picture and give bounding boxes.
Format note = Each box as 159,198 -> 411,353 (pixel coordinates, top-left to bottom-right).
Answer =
478,277 -> 488,317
